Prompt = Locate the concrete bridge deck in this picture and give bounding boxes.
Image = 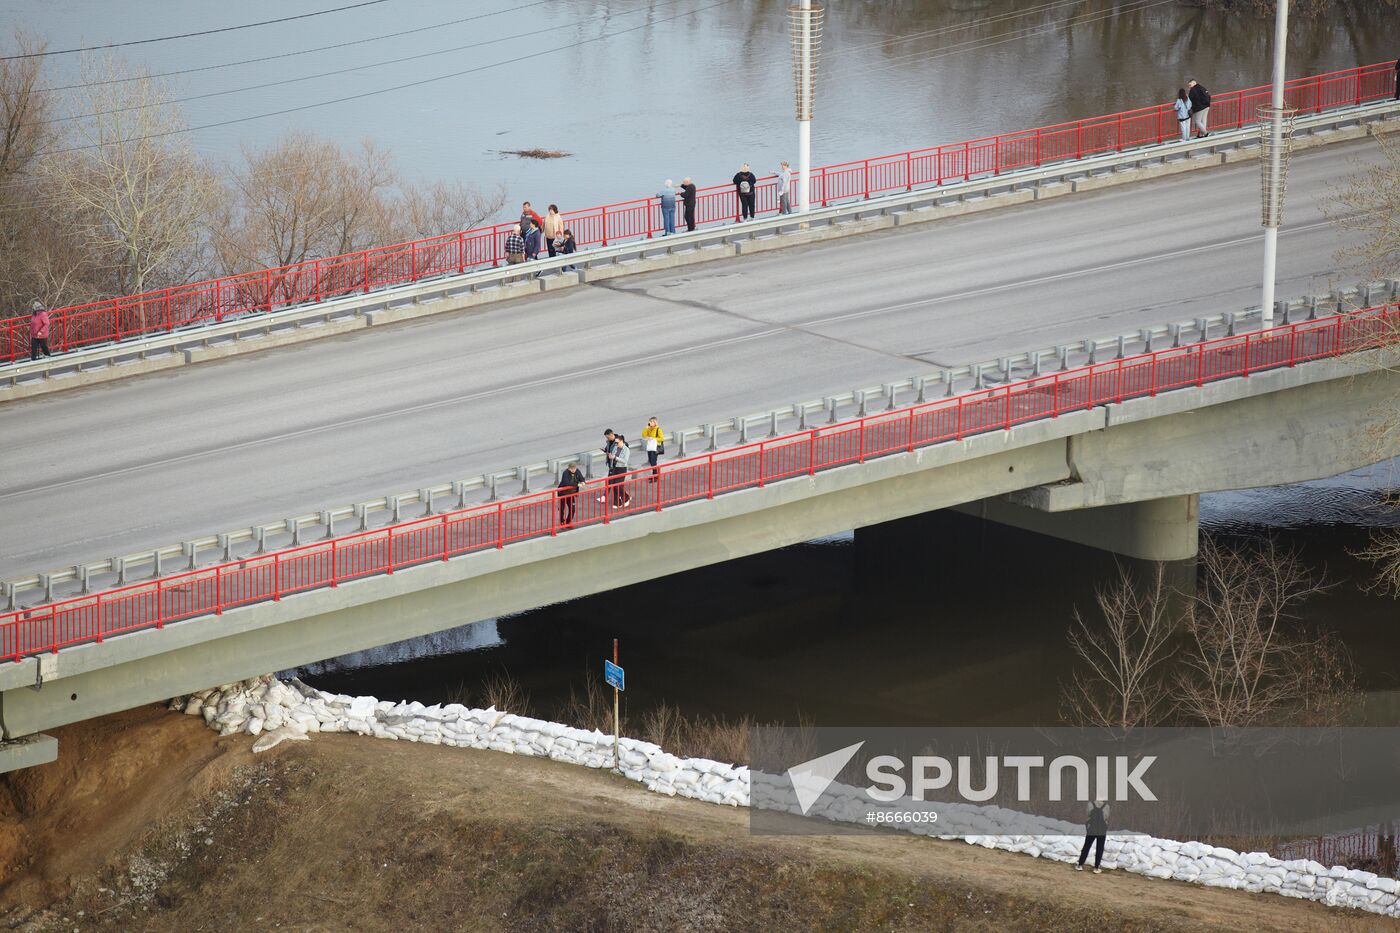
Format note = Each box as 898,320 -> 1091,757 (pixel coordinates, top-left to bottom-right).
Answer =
3,336 -> 1397,746
1,137 -> 1389,583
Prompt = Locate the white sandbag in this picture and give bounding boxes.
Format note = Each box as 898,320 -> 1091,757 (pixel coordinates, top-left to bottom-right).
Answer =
251,726 -> 310,753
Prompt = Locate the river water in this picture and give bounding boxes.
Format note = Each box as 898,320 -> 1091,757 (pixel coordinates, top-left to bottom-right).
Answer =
299,462 -> 1400,728
8,0 -> 1394,211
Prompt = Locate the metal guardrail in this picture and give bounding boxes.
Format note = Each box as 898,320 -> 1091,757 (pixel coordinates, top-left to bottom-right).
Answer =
4,280 -> 1396,611
4,60 -> 1395,366
3,298 -> 1398,664
4,94 -> 1397,393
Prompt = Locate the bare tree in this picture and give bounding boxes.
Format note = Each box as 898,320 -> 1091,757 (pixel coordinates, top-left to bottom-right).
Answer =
0,31 -> 46,186
1061,564 -> 1178,729
43,56 -> 219,304
215,131 -> 506,275
212,132 -> 392,274
1175,538 -> 1350,728
0,31 -> 98,314
1325,128 -> 1400,284
394,179 -> 507,241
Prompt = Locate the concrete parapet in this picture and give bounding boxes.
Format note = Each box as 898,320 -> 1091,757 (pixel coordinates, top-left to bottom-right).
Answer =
892,188 -> 1036,226
579,243 -> 737,282
183,315 -> 369,363
365,279 -> 541,327
733,216 -> 894,254
0,733 -> 57,775
1071,152 -> 1224,192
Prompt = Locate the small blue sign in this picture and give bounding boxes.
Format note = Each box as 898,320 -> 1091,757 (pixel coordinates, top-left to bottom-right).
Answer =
604,659 -> 625,692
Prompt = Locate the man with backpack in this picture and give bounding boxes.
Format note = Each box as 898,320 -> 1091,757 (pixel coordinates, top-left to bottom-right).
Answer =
1076,801 -> 1109,874
1187,79 -> 1211,138
733,164 -> 757,221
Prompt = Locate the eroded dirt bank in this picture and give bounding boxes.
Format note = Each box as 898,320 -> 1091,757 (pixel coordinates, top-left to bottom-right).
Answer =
0,708 -> 1389,932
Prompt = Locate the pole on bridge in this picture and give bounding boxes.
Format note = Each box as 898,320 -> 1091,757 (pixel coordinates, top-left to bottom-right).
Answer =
1259,0 -> 1293,327
789,0 -> 823,214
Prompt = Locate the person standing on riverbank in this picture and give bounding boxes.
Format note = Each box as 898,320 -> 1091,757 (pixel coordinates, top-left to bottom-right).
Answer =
29,300 -> 52,360
680,177 -> 698,231
776,161 -> 792,215
1173,89 -> 1192,142
1077,802 -> 1109,874
557,462 -> 583,527
543,204 -> 563,257
642,416 -> 665,483
1187,80 -> 1211,138
733,164 -> 757,221
657,181 -> 677,236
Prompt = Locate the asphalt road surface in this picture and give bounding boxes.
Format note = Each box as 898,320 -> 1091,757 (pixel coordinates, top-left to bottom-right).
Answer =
0,139 -> 1383,580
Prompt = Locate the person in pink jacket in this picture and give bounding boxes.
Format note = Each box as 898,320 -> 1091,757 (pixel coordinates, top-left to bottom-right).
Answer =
29,300 -> 52,360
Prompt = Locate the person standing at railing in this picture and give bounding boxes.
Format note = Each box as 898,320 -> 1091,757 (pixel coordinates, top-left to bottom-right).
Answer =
504,228 -> 526,265
776,161 -> 793,215
557,462 -> 583,527
519,201 -> 544,235
606,433 -> 632,507
1173,89 -> 1192,142
642,416 -> 665,484
733,164 -> 757,221
679,177 -> 698,232
558,228 -> 577,272
1394,57 -> 1399,100
1187,80 -> 1211,138
29,301 -> 52,361
657,181 -> 678,236
543,204 -> 563,257
599,429 -> 619,504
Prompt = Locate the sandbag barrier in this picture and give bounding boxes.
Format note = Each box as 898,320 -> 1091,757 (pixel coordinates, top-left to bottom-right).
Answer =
170,676 -> 1400,917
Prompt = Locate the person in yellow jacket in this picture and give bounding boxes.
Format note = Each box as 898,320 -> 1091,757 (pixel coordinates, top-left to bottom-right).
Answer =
642,416 -> 665,484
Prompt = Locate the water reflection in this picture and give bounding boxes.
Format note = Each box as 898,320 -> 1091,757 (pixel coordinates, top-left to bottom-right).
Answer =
10,0 -> 1391,210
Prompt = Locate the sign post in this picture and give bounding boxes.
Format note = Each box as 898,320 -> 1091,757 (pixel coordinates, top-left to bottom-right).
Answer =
604,639 -> 625,772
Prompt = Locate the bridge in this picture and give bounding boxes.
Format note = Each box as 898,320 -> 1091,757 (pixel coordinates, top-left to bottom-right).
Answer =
1,63 -> 1398,770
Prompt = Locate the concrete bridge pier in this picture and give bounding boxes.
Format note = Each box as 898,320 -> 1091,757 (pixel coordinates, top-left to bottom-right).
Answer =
957,493 -> 1201,562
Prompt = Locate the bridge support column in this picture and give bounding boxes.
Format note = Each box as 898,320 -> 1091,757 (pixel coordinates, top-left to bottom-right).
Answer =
956,493 -> 1199,562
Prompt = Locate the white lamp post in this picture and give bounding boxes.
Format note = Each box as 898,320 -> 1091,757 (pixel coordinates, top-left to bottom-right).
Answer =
788,1 -> 824,214
1260,0 -> 1295,326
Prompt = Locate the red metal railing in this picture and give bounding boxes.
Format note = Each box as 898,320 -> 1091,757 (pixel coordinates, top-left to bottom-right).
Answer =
2,61 -> 1394,364
2,302 -> 1396,663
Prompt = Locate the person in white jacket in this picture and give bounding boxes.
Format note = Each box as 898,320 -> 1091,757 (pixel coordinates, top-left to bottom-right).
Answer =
1173,89 -> 1192,142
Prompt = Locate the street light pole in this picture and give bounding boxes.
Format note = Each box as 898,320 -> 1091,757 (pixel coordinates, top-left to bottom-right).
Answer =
789,1 -> 823,214
1260,0 -> 1291,326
